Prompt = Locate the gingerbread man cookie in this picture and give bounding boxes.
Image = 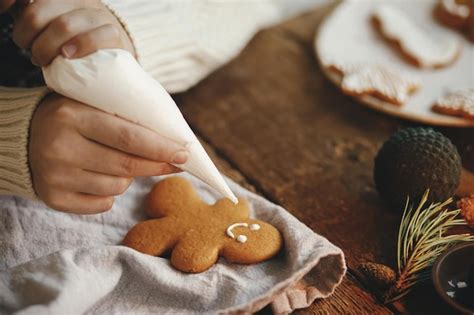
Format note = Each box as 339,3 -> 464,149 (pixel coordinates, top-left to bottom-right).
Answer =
123,177 -> 283,273
328,63 -> 421,106
372,5 -> 462,68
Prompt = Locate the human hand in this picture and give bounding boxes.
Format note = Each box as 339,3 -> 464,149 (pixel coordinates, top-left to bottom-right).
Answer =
29,94 -> 188,214
11,0 -> 134,66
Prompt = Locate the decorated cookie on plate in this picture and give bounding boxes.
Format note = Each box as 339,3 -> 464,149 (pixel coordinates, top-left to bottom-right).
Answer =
435,0 -> 474,42
372,5 -> 462,68
315,0 -> 474,127
123,177 -> 283,273
328,62 -> 421,106
432,89 -> 474,120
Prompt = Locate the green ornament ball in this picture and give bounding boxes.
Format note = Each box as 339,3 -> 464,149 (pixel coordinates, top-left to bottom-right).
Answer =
374,128 -> 461,210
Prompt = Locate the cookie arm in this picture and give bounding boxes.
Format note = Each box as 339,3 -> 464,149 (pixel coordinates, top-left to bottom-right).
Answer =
122,218 -> 179,256
146,177 -> 203,218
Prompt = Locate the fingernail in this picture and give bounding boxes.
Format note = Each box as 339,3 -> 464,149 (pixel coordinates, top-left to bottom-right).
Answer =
172,151 -> 189,164
62,44 -> 77,58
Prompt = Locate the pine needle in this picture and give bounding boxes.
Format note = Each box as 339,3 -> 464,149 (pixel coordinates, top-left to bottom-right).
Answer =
387,190 -> 474,303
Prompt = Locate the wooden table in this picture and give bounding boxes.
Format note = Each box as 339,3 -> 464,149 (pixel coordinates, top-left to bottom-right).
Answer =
176,3 -> 473,314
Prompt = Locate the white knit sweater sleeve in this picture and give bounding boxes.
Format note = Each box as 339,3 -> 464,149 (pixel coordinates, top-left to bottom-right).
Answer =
101,0 -> 282,93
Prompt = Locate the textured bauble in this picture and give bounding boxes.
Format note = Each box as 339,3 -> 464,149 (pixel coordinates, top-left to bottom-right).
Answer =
374,128 -> 461,210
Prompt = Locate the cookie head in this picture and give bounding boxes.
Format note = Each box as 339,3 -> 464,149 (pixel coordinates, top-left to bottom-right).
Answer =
123,177 -> 283,273
220,220 -> 282,264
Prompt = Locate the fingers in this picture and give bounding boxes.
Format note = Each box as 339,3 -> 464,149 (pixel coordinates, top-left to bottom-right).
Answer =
77,138 -> 182,177
78,107 -> 188,165
41,190 -> 115,214
61,24 -> 125,59
30,94 -> 184,214
74,171 -> 133,196
34,167 -> 132,214
41,166 -> 133,196
12,0 -> 76,48
30,8 -> 106,66
35,143 -> 180,214
11,0 -> 135,66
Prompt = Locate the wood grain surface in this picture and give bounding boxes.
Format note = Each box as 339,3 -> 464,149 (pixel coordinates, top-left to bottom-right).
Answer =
202,138 -> 394,315
177,3 -> 473,314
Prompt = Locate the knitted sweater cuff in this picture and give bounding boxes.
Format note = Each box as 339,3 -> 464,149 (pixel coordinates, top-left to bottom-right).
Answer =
0,87 -> 50,198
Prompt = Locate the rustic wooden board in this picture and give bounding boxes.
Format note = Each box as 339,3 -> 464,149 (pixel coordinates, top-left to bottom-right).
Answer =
295,275 -> 392,315
177,3 -> 473,314
178,2 -> 401,268
203,138 -> 392,314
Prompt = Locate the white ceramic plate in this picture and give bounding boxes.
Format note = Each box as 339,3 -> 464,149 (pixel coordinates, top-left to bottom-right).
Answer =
315,0 -> 474,127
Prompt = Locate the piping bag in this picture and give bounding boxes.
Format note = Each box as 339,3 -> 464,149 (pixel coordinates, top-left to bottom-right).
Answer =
42,49 -> 238,204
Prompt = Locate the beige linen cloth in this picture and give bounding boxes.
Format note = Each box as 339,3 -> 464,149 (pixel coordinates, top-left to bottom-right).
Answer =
0,173 -> 345,314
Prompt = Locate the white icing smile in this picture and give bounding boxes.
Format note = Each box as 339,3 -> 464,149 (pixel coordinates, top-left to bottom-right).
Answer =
226,222 -> 261,243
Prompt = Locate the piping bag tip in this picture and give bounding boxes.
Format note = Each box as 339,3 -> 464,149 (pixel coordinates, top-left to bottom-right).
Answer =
216,182 -> 238,204
222,190 -> 238,204
177,140 -> 238,204
226,191 -> 239,205
42,49 -> 238,203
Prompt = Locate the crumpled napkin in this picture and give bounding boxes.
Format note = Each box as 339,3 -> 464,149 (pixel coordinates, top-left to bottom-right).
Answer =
0,173 -> 345,314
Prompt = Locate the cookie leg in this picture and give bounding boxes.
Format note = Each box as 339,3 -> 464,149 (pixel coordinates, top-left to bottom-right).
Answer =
122,218 -> 179,256
170,235 -> 219,273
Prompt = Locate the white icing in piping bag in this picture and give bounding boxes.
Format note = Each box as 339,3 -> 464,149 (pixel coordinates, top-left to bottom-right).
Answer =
42,49 -> 237,204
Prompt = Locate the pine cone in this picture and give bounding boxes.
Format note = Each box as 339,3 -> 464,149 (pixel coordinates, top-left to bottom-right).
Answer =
358,262 -> 397,288
382,285 -> 403,304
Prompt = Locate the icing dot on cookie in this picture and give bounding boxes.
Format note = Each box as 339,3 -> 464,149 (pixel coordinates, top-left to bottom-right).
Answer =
249,224 -> 261,231
236,235 -> 247,243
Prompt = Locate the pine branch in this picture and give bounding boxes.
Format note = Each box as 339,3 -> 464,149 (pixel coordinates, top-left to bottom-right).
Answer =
387,190 -> 474,303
